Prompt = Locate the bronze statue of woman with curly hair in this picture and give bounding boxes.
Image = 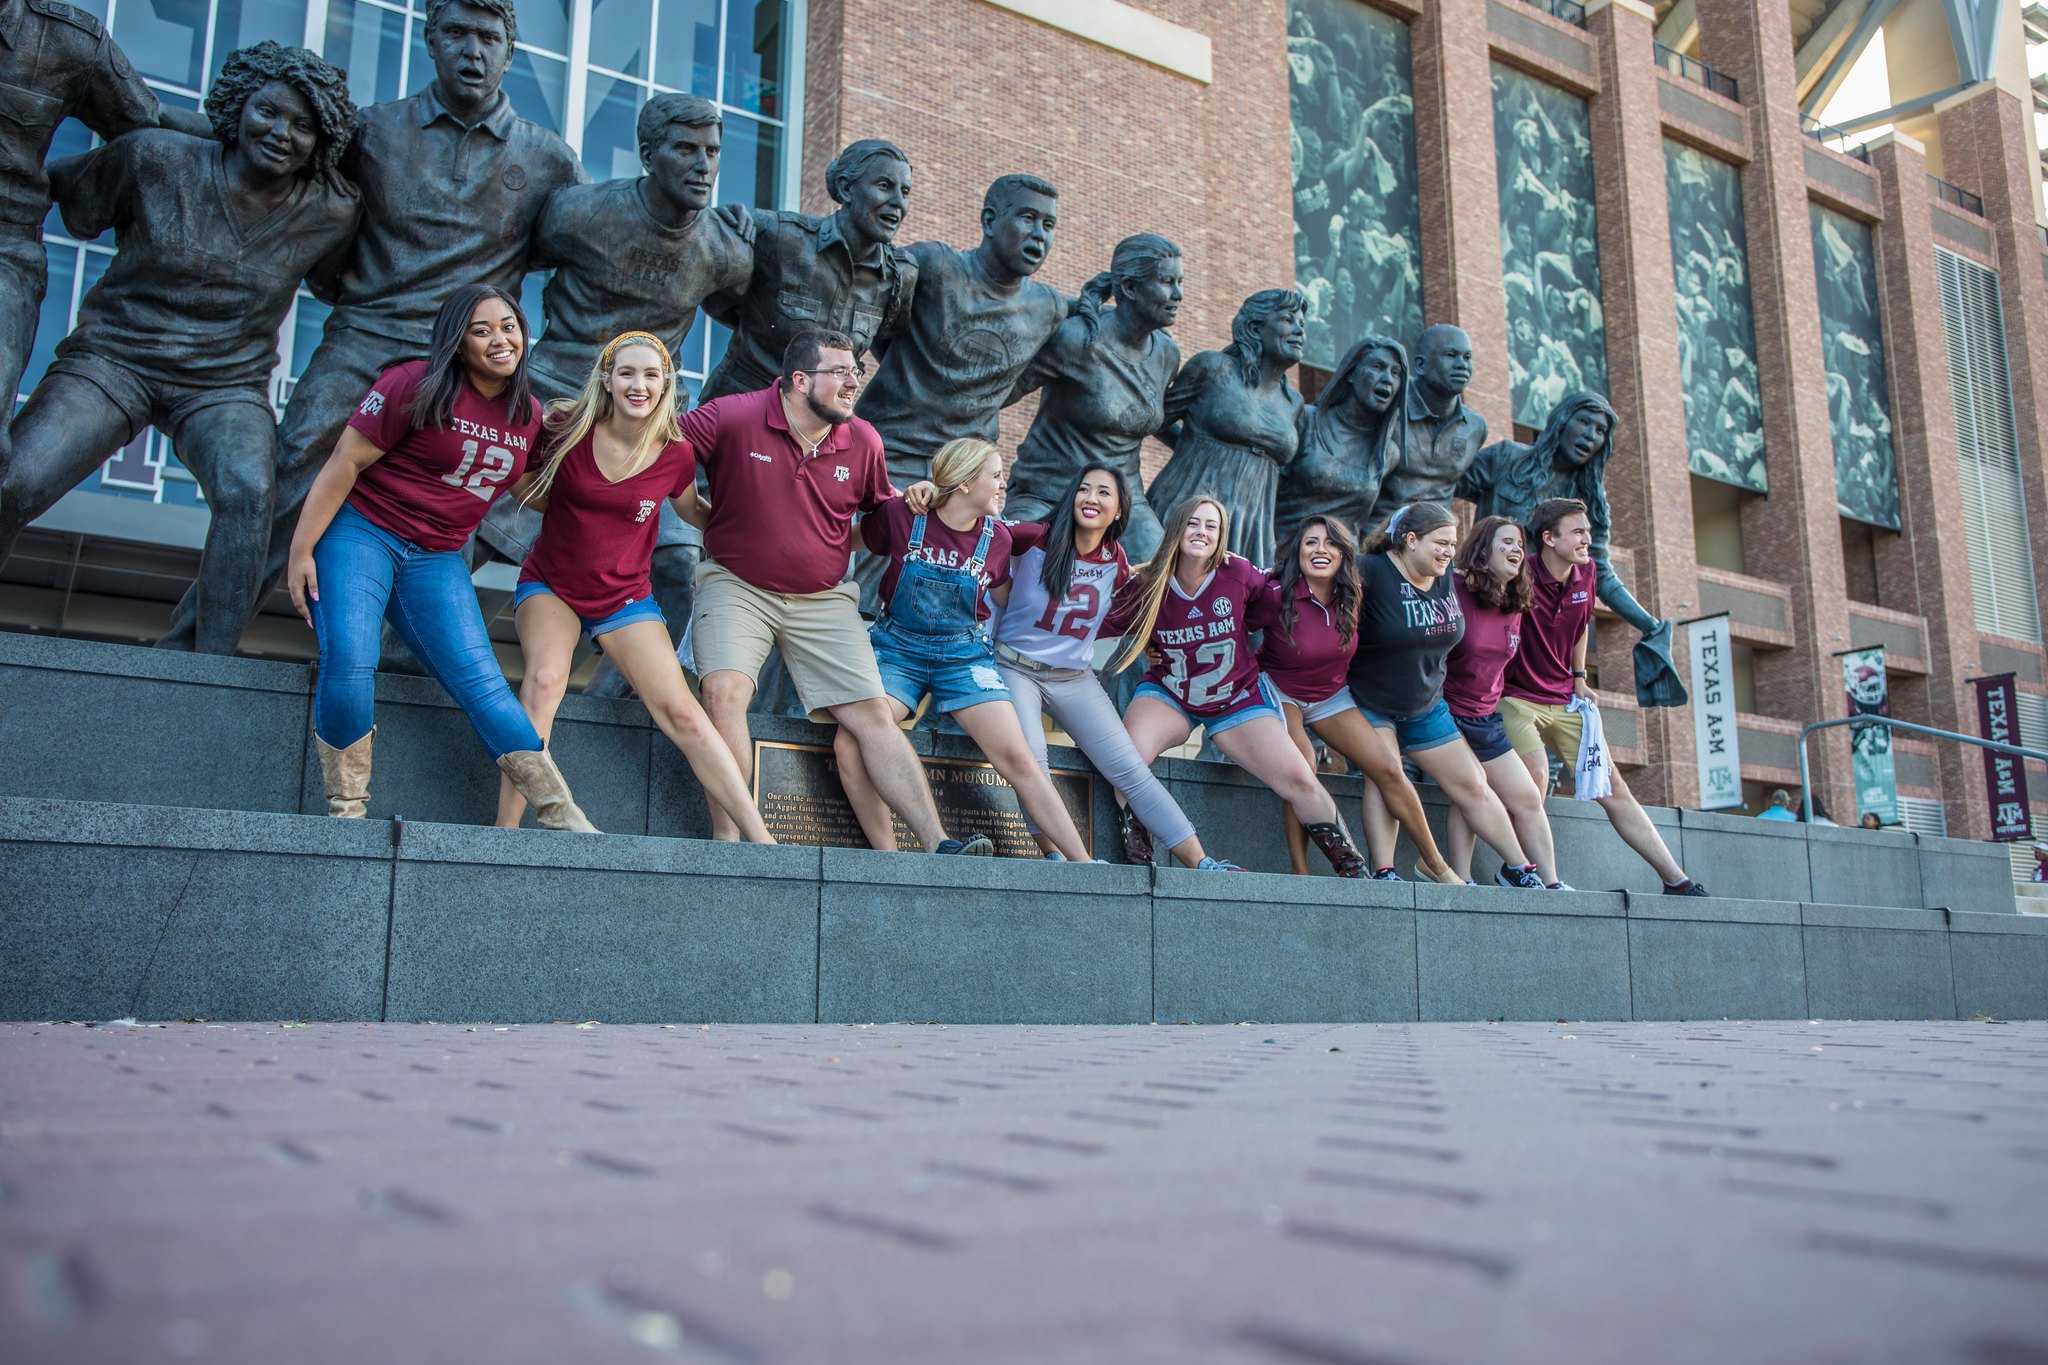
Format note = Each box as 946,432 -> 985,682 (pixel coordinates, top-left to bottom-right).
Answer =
0,40 -> 361,654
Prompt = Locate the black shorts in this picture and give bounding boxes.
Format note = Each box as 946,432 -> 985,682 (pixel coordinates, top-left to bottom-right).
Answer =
1452,709 -> 1515,762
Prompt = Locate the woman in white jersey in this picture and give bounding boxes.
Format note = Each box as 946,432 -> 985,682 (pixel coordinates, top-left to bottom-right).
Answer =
993,463 -> 1241,870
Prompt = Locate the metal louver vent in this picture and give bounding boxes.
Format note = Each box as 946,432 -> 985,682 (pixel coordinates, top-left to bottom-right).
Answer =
1936,247 -> 2041,642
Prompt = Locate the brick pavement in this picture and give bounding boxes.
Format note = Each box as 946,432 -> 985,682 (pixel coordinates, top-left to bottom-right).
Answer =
2,1020 -> 2045,1364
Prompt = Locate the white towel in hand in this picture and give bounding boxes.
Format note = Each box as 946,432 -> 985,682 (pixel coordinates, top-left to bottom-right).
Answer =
1567,694 -> 1613,800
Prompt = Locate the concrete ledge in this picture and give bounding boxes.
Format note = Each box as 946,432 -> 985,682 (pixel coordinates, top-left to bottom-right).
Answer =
0,798 -> 389,1021
1547,799 -> 1684,893
386,822 -> 817,1024
1625,894 -> 1800,924
1415,884 -> 1626,917
1801,906 -> 1957,1020
1154,868 -> 1414,1023
1918,832 -> 2017,913
1416,907 -> 1633,1021
1806,824 -> 1927,909
1676,809 -> 1813,902
817,847 -> 1151,1024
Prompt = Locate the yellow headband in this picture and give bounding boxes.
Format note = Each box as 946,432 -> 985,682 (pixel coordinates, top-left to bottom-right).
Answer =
599,331 -> 672,376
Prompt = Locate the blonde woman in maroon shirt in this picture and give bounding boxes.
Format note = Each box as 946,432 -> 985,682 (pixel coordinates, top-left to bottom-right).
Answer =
493,331 -> 774,842
1260,514 -> 1462,882
1442,515 -> 1562,885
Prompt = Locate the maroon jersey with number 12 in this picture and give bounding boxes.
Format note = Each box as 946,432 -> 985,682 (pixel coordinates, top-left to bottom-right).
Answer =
1138,555 -> 1279,720
345,360 -> 542,551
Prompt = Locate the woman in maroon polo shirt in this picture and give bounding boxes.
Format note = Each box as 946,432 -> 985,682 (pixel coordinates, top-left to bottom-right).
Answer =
1442,515 -> 1563,886
1261,514 -> 1462,882
493,331 -> 774,843
284,284 -> 597,832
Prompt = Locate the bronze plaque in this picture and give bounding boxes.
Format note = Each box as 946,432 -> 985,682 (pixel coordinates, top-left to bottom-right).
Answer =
751,740 -> 1095,858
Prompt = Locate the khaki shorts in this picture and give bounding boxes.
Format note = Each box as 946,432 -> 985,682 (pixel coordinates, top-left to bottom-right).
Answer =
1500,694 -> 1583,761
691,559 -> 884,721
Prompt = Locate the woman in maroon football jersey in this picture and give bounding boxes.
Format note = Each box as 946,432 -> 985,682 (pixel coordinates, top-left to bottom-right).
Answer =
1111,493 -> 1372,876
1443,515 -> 1562,884
285,284 -> 597,832
1261,514 -> 1463,883
493,331 -> 774,842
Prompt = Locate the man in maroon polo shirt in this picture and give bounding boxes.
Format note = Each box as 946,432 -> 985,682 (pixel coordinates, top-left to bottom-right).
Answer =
677,328 -> 991,854
1499,498 -> 1707,896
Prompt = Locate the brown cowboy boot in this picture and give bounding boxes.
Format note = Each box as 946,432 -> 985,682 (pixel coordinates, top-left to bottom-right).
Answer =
495,749 -> 600,833
1303,813 -> 1369,879
315,730 -> 373,818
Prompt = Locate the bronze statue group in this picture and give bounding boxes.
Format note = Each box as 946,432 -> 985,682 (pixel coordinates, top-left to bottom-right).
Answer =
0,0 -> 1708,893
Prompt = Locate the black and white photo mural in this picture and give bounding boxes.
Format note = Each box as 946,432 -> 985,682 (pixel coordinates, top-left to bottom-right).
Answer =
1288,0 -> 1424,372
1810,204 -> 1899,528
1493,63 -> 1605,428
1664,140 -> 1766,492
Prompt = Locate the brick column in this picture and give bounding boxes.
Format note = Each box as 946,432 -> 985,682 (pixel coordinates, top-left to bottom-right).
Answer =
1937,88 -> 2048,643
1865,130 -> 1992,839
1582,0 -> 1700,806
1694,0 -> 1856,816
1411,0 -> 1511,423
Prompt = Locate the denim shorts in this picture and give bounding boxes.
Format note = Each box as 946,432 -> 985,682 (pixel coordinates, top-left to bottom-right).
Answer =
1451,709 -> 1517,762
514,578 -> 665,639
1134,674 -> 1283,737
870,622 -> 1013,715
1356,695 -> 1461,753
1270,682 -> 1359,726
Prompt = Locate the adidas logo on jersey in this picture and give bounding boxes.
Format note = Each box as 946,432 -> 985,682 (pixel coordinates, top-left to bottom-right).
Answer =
1186,603 -> 1204,618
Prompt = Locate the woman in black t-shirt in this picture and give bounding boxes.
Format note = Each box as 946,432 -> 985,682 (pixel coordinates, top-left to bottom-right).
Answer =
1348,503 -> 1544,888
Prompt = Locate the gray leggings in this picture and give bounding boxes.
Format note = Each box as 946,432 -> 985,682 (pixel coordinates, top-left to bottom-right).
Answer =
998,661 -> 1198,850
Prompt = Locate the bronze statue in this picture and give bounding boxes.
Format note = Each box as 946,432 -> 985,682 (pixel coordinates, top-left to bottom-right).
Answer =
1275,335 -> 1405,546
1146,288 -> 1306,568
697,137 -> 915,401
156,0 -> 587,651
0,0 -> 203,465
0,43 -> 360,655
1367,322 -> 1488,533
857,173 -> 1066,492
1004,233 -> 1183,564
1461,390 -> 1685,705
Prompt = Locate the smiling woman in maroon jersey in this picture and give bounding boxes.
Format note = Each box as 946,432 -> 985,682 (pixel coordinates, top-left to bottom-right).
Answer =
1108,493 -> 1371,877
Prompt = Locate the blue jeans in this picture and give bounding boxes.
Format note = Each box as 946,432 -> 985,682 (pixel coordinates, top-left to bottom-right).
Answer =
311,503 -> 542,759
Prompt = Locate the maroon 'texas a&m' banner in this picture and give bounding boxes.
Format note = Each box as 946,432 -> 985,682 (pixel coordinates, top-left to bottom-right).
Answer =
1973,673 -> 2030,841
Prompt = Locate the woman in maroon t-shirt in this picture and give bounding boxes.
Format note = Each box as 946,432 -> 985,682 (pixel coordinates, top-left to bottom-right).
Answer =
1261,515 -> 1462,882
284,284 -> 596,832
493,331 -> 773,843
1443,516 -> 1564,886
1111,493 -> 1372,876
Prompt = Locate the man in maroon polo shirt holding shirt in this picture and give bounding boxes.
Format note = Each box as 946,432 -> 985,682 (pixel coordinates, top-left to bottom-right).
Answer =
677,328 -> 992,854
1500,498 -> 1707,896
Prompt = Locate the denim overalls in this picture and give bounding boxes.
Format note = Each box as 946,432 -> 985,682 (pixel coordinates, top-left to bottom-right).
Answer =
869,514 -> 1011,713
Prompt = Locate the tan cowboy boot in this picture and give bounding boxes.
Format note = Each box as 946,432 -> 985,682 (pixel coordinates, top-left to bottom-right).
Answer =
495,749 -> 600,833
315,730 -> 373,818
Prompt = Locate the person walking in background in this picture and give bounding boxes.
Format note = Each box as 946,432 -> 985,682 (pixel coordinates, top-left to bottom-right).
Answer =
1110,494 -> 1373,877
1757,789 -> 1798,822
1442,515 -> 1565,886
1348,502 -> 1547,887
1500,498 -> 1709,895
284,284 -> 597,832
981,463 -> 1240,870
1260,514 -> 1462,882
834,439 -> 1095,861
678,328 -> 991,855
492,331 -> 773,844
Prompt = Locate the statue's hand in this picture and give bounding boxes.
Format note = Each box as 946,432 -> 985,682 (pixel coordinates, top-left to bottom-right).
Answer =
715,202 -> 758,245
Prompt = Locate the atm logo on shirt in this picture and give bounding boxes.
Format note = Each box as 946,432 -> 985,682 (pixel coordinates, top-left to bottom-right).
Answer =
834,465 -> 851,482
359,391 -> 385,417
635,500 -> 658,523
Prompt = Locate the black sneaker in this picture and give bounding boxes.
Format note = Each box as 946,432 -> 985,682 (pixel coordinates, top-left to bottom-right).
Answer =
1661,879 -> 1709,896
1371,866 -> 1404,881
935,835 -> 995,856
1495,862 -> 1546,889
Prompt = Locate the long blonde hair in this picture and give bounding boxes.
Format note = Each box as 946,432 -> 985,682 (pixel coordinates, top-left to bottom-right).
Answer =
1109,492 -> 1230,674
523,331 -> 682,502
929,438 -> 998,512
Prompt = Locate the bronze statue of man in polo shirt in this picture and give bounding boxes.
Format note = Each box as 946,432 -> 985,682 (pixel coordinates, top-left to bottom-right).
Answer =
1366,322 -> 1488,534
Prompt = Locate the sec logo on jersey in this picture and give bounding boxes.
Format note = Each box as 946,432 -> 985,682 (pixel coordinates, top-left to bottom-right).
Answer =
1213,596 -> 1233,617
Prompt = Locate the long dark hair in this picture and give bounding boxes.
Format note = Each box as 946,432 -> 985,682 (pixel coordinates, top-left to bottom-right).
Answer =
1038,462 -> 1131,598
1274,515 -> 1360,647
407,283 -> 534,431
1454,515 -> 1536,613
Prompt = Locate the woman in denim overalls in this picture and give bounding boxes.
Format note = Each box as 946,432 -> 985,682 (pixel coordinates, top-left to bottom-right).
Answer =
836,439 -> 1097,861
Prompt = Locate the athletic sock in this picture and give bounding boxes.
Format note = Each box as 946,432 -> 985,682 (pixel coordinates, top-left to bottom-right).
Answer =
1664,877 -> 1694,891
